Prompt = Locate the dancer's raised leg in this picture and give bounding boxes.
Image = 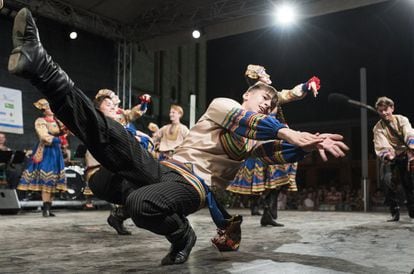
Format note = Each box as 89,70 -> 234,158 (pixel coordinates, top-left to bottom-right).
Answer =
8,8 -> 164,186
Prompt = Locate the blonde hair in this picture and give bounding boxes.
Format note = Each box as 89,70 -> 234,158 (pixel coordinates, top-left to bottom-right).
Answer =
148,122 -> 159,133
375,96 -> 394,109
96,89 -> 120,105
245,82 -> 277,97
170,104 -> 184,117
95,89 -> 114,99
33,98 -> 50,110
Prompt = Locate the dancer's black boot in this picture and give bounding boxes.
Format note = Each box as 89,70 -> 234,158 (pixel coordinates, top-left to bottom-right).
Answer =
269,189 -> 284,226
8,8 -> 73,103
407,201 -> 414,218
161,219 -> 197,265
107,205 -> 131,235
408,204 -> 414,219
42,202 -> 55,217
260,207 -> 283,227
387,206 -> 400,222
250,196 -> 262,216
409,208 -> 414,219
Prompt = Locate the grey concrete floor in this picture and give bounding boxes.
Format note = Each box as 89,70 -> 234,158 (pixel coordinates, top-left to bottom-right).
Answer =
0,208 -> 413,274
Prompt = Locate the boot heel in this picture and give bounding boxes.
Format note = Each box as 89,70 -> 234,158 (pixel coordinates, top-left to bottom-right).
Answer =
8,52 -> 22,73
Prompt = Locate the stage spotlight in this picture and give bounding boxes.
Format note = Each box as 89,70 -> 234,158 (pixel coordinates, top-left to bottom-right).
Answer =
69,31 -> 78,40
274,4 -> 297,25
192,29 -> 201,39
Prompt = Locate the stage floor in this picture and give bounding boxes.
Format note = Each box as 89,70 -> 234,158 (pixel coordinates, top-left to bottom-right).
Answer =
0,209 -> 413,273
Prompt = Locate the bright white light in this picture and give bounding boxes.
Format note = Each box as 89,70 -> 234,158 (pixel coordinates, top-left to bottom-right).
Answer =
192,30 -> 201,39
275,4 -> 297,25
69,31 -> 78,40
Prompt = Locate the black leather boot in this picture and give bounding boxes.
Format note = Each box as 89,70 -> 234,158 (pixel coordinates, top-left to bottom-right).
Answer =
161,220 -> 197,265
42,202 -> 55,217
42,202 -> 48,217
107,205 -> 131,235
387,207 -> 400,222
269,189 -> 280,220
48,202 -> 56,217
408,205 -> 414,219
260,208 -> 284,227
8,8 -> 74,99
250,196 -> 262,216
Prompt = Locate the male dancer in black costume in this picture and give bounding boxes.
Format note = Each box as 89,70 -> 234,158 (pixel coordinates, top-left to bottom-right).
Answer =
7,8 -> 349,265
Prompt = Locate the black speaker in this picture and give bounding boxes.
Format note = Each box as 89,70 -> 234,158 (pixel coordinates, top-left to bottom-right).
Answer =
0,189 -> 21,214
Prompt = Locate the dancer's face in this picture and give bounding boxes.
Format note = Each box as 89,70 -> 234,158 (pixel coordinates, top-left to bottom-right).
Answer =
99,98 -> 117,119
377,105 -> 394,121
242,88 -> 272,114
169,108 -> 181,123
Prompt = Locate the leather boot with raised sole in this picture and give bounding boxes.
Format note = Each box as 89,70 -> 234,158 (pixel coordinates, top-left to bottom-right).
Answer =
387,207 -> 400,222
260,208 -> 284,227
161,225 -> 197,265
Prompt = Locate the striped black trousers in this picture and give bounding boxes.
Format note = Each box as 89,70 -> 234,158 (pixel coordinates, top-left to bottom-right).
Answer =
43,83 -> 200,236
381,156 -> 414,213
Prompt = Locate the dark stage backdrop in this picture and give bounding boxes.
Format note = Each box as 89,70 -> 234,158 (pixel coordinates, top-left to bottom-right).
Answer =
0,13 -> 116,150
207,0 -> 414,125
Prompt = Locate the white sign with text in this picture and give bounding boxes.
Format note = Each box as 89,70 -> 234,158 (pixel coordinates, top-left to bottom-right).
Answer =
0,87 -> 23,134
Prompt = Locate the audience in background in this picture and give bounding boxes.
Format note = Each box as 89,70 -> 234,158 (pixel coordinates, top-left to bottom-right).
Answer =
277,189 -> 288,210
303,192 -> 315,210
228,183 -> 383,212
0,133 -> 11,151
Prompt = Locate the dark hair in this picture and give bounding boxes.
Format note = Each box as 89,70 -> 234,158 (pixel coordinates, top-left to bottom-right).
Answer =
276,106 -> 287,124
93,95 -> 112,109
269,93 -> 286,123
270,94 -> 279,111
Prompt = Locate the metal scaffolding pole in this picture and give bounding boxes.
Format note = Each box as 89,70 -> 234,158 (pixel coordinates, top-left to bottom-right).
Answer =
116,40 -> 133,109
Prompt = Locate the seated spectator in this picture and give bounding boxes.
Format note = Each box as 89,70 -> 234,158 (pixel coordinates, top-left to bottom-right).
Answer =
303,192 -> 315,210
0,133 -> 11,151
277,189 -> 288,210
325,186 -> 342,210
342,188 -> 352,211
350,189 -> 364,211
315,188 -> 326,210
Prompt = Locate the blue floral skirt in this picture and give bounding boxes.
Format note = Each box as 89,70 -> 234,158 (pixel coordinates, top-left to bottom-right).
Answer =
18,142 -> 67,193
227,159 -> 298,195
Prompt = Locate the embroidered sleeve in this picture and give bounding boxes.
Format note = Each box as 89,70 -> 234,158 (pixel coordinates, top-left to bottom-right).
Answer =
219,131 -> 252,161
373,123 -> 393,159
124,104 -> 145,123
249,140 -> 308,164
277,84 -> 307,105
35,118 -> 56,145
221,108 -> 286,140
398,115 -> 414,147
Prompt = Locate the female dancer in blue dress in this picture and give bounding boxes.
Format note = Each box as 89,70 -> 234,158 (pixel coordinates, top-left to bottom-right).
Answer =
18,99 -> 67,217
